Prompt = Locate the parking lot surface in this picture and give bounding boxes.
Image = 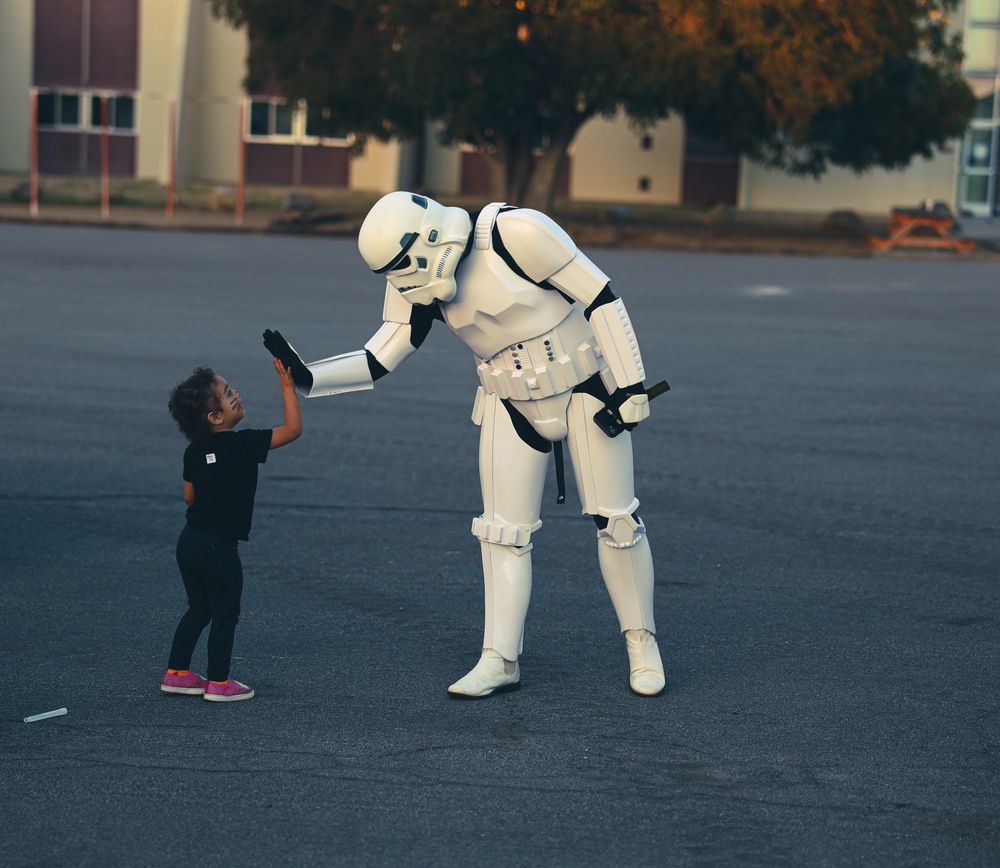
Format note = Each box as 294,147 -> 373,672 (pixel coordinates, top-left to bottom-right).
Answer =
1,223 -> 998,866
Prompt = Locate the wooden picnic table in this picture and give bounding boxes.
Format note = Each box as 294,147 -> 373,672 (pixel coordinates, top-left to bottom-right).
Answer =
869,207 -> 975,253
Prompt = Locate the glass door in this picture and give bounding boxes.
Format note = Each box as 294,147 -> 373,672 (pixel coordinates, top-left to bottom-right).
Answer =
959,4 -> 1000,216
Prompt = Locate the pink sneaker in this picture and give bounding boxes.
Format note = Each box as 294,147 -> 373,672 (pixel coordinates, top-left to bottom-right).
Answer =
160,670 -> 208,695
204,679 -> 255,702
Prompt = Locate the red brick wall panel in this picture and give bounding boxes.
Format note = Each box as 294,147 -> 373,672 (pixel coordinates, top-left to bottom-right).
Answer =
34,0 -> 84,87
84,132 -> 136,176
38,129 -> 85,173
89,0 -> 138,89
246,142 -> 296,185
300,145 -> 349,187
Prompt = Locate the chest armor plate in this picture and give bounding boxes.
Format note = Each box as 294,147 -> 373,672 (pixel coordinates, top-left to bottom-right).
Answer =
442,247 -> 573,361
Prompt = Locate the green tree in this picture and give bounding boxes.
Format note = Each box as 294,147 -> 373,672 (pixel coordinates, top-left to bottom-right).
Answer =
211,0 -> 975,211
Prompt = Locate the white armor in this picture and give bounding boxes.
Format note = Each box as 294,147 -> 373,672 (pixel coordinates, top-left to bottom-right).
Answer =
289,194 -> 663,698
358,191 -> 472,305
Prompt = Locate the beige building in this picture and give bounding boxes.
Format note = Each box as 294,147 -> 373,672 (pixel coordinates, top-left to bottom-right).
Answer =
1,0 -> 997,217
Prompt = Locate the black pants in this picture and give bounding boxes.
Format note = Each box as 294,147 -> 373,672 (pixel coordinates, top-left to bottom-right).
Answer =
168,523 -> 243,682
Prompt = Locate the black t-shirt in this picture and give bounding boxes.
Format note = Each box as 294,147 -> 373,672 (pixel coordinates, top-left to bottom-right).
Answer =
183,428 -> 272,540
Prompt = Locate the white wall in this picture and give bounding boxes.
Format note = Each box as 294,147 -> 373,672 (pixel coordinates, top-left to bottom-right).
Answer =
422,122 -> 462,196
739,148 -> 962,215
570,112 -> 686,204
350,139 -> 407,193
0,0 -> 33,172
136,0 -> 192,182
173,0 -> 246,182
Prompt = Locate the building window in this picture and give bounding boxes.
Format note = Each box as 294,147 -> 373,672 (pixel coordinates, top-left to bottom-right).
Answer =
36,89 -> 135,132
973,90 -> 997,121
967,127 -> 994,168
249,98 -> 295,139
88,94 -> 136,131
36,91 -> 81,128
248,98 -> 351,144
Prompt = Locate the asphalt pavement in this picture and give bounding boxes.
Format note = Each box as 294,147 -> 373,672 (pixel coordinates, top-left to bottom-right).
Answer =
1,223 -> 998,866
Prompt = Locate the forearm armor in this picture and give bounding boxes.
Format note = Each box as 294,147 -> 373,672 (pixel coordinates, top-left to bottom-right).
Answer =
304,350 -> 374,397
588,298 -> 646,391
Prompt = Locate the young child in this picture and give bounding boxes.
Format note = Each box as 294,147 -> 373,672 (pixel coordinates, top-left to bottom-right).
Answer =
161,358 -> 302,702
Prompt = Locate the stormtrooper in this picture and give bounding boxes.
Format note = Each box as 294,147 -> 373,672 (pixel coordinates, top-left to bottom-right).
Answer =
264,192 -> 666,698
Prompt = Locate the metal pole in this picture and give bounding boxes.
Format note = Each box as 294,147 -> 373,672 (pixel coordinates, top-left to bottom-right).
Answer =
100,94 -> 110,219
236,99 -> 246,225
166,97 -> 176,220
29,89 -> 39,217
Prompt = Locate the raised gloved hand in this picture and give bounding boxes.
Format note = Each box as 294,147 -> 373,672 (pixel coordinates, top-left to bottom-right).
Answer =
263,329 -> 313,390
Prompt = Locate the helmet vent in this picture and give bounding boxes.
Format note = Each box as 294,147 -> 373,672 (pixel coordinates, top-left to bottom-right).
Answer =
436,246 -> 453,278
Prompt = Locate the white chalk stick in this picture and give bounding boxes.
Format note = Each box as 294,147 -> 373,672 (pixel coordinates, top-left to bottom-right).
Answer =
24,708 -> 68,723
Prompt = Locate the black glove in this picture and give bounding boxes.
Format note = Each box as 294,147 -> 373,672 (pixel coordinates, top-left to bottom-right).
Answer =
592,384 -> 646,437
263,329 -> 313,390
592,380 -> 669,438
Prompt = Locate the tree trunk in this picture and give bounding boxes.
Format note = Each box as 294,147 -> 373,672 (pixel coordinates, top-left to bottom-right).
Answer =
505,131 -> 534,205
483,134 -> 533,205
481,122 -> 583,212
519,146 -> 565,212
482,148 -> 507,202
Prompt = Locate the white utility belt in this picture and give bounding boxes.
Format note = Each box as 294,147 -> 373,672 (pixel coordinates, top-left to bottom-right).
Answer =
475,337 -> 609,401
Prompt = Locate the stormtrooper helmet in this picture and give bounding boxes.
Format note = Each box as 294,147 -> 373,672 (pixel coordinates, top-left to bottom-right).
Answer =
358,192 -> 473,305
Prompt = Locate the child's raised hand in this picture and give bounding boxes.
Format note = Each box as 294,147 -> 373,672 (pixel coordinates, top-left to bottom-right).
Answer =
270,356 -> 303,448
273,357 -> 296,389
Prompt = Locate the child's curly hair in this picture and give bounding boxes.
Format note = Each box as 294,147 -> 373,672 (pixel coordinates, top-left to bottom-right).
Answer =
168,367 -> 222,443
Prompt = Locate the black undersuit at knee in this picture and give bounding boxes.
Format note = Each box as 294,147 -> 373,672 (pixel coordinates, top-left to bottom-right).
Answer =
590,513 -> 642,530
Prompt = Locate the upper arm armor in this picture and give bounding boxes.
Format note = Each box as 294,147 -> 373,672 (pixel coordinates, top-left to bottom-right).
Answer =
381,281 -> 415,324
496,209 -> 610,306
364,283 -> 442,371
364,321 -> 418,372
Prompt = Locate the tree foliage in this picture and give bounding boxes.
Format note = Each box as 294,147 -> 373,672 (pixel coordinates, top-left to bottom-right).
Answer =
211,0 -> 975,210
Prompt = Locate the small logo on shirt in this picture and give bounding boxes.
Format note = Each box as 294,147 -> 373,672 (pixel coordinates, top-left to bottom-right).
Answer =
206,453 -> 217,464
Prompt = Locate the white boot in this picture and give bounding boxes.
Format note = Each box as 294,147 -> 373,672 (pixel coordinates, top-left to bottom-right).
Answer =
448,649 -> 520,699
625,628 -> 665,696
